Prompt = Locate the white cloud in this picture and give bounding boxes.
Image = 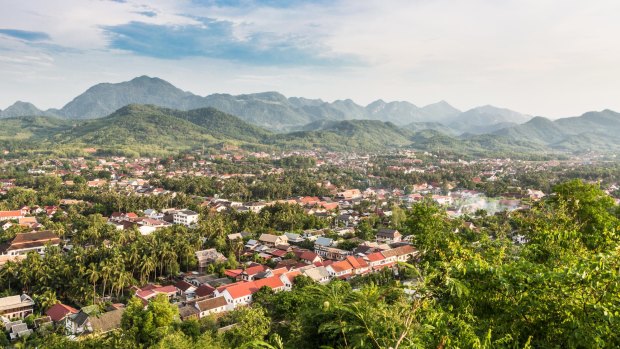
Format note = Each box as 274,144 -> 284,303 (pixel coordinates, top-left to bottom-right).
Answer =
0,0 -> 619,117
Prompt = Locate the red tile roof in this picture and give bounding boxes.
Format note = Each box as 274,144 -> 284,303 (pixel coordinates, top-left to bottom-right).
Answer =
366,252 -> 385,262
195,284 -> 215,298
46,303 -> 78,322
300,251 -> 320,262
225,269 -> 242,278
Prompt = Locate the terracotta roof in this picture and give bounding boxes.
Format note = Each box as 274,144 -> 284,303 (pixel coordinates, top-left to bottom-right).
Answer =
195,284 -> 215,298
225,269 -> 243,278
381,245 -> 417,258
223,282 -> 254,299
330,260 -> 353,273
253,275 -> 285,290
366,252 -> 385,262
0,210 -> 21,218
196,296 -> 228,311
46,303 -> 79,322
242,264 -> 268,276
5,230 -> 60,252
174,280 -> 195,292
346,256 -> 362,269
154,285 -> 177,294
300,251 -> 320,261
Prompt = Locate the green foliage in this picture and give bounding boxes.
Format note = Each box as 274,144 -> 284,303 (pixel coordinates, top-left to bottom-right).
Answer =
122,294 -> 179,346
221,306 -> 271,348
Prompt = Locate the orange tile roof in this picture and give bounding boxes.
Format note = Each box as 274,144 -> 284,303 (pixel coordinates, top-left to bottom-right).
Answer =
366,252 -> 385,262
330,260 -> 353,273
0,210 -> 22,218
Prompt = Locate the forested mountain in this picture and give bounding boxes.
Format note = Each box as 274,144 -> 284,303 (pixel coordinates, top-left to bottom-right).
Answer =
493,109 -> 620,152
271,119 -> 415,151
0,103 -> 618,157
0,115 -> 74,141
51,105 -> 271,156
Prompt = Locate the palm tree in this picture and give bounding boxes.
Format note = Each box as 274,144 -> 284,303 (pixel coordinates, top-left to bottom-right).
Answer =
85,263 -> 100,304
139,256 -> 156,284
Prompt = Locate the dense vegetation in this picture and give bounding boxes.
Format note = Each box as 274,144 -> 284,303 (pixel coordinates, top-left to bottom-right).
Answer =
1,179 -> 619,348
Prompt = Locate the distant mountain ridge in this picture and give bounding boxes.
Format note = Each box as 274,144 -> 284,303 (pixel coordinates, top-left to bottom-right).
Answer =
1,76 -> 618,156
0,104 -> 618,158
0,75 -> 523,132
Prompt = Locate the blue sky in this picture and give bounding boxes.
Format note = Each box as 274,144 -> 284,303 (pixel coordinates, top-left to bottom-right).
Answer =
0,0 -> 619,118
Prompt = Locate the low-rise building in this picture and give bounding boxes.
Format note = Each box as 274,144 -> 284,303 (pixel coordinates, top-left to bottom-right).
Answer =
0,294 -> 35,320
0,230 -> 60,256
173,210 -> 199,226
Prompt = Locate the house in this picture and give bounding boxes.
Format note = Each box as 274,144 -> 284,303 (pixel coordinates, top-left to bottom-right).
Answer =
215,276 -> 286,309
0,294 -> 35,320
376,229 -> 402,244
284,232 -> 305,244
0,210 -> 23,221
195,249 -> 227,272
244,202 -> 267,213
195,296 -> 228,317
314,236 -> 334,249
258,233 -> 288,247
299,251 -> 322,264
238,264 -> 269,281
336,189 -> 362,200
280,271 -> 301,290
46,303 -> 79,324
245,239 -> 259,250
0,230 -> 60,256
173,209 -> 199,226
175,280 -> 197,299
325,260 -> 354,279
178,304 -> 200,321
346,256 -> 370,275
301,266 -> 330,284
134,284 -> 177,302
7,321 -> 32,340
315,246 -> 352,261
365,252 -> 387,270
381,245 -> 418,264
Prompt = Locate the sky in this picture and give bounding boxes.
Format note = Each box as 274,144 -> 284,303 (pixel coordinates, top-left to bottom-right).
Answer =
0,0 -> 619,118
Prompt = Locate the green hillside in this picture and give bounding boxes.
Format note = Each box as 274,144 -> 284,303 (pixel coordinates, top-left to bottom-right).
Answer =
52,105 -> 270,156
270,119 -> 414,151
0,115 -> 73,141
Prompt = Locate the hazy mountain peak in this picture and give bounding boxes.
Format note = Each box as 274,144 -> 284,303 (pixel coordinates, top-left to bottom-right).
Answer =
0,100 -> 46,118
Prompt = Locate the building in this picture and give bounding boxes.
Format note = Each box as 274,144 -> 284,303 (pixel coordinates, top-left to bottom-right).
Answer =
376,229 -> 402,244
195,249 -> 227,272
314,245 -> 351,260
0,230 -> 61,256
0,210 -> 23,221
0,294 -> 35,320
46,303 -> 79,324
173,210 -> 199,226
258,233 -> 288,247
195,296 -> 228,318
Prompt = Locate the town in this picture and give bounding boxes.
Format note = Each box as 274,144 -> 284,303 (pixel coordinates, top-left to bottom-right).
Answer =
1,148 -> 619,347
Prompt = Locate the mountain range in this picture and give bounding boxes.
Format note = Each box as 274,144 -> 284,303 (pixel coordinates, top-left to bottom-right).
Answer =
0,76 -> 528,133
0,76 -> 618,157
